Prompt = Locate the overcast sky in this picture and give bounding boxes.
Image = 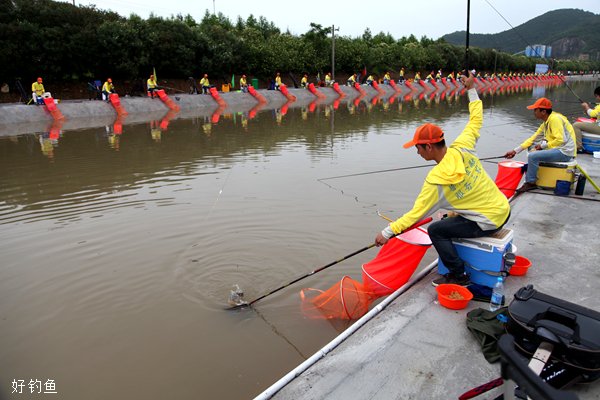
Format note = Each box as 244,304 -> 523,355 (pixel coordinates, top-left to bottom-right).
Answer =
62,0 -> 597,40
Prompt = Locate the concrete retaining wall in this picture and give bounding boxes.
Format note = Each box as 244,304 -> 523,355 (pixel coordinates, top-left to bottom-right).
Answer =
0,81 -> 442,136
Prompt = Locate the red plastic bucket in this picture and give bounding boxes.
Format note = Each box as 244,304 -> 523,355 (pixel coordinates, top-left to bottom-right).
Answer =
495,161 -> 525,198
362,228 -> 431,296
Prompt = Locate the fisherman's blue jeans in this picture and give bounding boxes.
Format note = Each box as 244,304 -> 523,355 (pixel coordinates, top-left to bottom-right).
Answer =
525,149 -> 573,183
428,216 -> 502,276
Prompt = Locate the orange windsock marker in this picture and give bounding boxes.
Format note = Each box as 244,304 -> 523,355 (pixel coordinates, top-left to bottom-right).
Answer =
389,80 -> 401,92
42,97 -> 64,120
307,83 -> 326,99
279,84 -> 296,101
209,87 -> 227,108
109,93 -> 128,115
248,85 -> 267,104
154,89 -> 181,111
332,82 -> 345,97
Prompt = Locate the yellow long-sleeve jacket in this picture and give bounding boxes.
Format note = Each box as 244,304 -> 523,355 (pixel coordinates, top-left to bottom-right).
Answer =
147,78 -> 157,89
518,112 -> 576,157
587,103 -> 600,125
388,92 -> 510,235
32,82 -> 45,96
102,81 -> 114,92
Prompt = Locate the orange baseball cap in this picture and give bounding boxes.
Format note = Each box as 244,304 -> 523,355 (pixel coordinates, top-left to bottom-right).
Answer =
526,97 -> 552,110
402,123 -> 444,148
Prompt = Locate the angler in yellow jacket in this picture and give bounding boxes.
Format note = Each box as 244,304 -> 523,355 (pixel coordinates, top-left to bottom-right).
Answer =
102,78 -> 114,102
375,72 -> 510,287
573,86 -> 600,152
504,97 -> 576,192
32,77 -> 45,104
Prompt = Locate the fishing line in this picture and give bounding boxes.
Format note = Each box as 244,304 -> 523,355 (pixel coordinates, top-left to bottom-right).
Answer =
483,0 -> 584,102
519,190 -> 600,203
483,0 -> 535,53
318,156 -> 505,181
254,307 -> 308,359
317,179 -> 378,209
203,166 -> 233,221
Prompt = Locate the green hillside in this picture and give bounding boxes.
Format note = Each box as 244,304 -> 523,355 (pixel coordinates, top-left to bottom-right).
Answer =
442,9 -> 600,60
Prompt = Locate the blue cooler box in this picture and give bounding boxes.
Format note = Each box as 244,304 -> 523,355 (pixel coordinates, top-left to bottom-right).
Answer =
438,228 -> 514,287
582,133 -> 600,153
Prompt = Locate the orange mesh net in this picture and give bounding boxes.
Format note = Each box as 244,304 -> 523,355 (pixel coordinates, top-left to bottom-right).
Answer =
300,276 -> 375,320
362,228 -> 431,297
300,227 -> 432,320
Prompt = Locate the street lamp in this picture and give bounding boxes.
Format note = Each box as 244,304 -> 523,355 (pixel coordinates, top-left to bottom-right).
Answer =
331,25 -> 340,81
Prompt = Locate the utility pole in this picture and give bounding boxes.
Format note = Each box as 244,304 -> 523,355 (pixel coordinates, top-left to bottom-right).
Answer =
331,25 -> 339,81
493,49 -> 498,76
213,0 -> 215,14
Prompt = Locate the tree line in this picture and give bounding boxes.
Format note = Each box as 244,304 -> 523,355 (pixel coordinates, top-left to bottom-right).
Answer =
1,0 -> 598,87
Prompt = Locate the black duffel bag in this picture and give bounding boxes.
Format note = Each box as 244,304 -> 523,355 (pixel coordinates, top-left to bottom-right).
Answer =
507,285 -> 600,382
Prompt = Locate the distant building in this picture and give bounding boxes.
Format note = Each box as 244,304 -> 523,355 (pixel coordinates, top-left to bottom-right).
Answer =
525,44 -> 552,58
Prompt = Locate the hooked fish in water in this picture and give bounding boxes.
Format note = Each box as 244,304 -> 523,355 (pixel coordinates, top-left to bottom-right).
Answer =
228,284 -> 248,306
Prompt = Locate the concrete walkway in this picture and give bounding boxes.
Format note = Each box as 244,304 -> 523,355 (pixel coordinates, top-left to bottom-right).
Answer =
267,154 -> 600,399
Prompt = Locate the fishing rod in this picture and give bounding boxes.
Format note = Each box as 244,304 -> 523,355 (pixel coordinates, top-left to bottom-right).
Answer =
553,100 -> 597,105
318,155 -> 506,181
556,76 -> 585,103
160,85 -> 187,94
227,216 -> 433,310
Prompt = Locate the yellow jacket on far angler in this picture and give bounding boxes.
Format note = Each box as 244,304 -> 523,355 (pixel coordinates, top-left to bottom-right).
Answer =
389,97 -> 510,234
518,111 -> 577,157
32,81 -> 45,96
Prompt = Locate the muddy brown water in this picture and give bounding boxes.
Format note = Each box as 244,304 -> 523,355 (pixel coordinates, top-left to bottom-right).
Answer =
1,81 -> 595,399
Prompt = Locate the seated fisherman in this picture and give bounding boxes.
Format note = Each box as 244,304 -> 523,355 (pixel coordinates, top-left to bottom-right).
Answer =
200,74 -> 210,94
325,72 -> 333,87
504,98 -> 576,192
301,73 -> 308,88
102,78 -> 115,102
147,74 -> 158,98
573,86 -> 600,153
32,77 -> 45,105
347,73 -> 357,87
240,75 -> 248,93
374,72 -> 511,287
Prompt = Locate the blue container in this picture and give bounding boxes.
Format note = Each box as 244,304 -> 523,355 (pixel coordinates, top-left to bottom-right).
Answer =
582,133 -> 600,153
438,228 -> 514,288
554,180 -> 571,196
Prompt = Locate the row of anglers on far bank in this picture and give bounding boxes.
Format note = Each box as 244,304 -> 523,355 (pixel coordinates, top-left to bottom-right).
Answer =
29,66 -> 567,105
180,68 -> 566,94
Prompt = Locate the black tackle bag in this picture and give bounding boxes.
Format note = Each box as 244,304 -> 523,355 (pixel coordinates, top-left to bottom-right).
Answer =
506,285 -> 600,383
